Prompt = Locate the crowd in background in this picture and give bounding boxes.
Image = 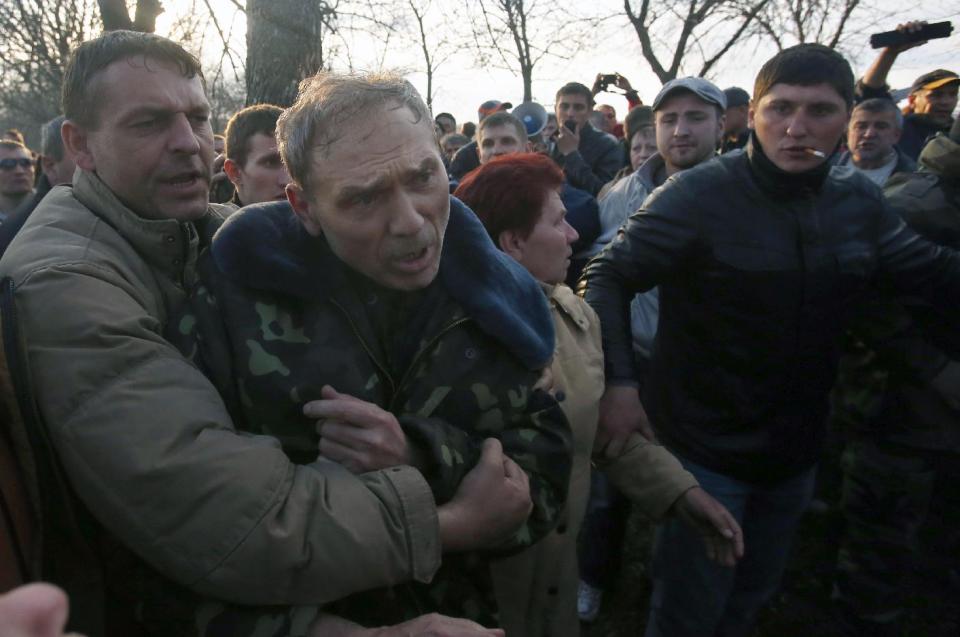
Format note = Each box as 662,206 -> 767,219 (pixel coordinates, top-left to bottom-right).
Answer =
0,18 -> 958,637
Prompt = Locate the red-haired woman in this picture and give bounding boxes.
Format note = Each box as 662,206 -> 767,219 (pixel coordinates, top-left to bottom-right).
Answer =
455,153 -> 743,637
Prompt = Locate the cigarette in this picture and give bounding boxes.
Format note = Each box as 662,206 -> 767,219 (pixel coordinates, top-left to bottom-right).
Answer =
803,148 -> 826,158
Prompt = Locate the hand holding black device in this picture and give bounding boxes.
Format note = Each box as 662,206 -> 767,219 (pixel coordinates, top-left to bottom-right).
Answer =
870,21 -> 952,49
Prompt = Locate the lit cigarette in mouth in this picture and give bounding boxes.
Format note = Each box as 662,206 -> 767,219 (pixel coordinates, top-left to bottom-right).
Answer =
803,148 -> 826,158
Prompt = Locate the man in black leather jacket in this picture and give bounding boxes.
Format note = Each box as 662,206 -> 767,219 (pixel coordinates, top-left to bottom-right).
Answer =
582,44 -> 960,637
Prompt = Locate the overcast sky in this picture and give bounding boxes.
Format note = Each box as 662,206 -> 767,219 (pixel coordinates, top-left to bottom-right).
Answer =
155,0 -> 959,126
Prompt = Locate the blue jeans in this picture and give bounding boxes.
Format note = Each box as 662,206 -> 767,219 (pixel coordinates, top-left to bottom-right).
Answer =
645,455 -> 817,637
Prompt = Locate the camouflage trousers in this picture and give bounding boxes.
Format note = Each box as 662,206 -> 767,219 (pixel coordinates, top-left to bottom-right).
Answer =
833,438 -> 960,631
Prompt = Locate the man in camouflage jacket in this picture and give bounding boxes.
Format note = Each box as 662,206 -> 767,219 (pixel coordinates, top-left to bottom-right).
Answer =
832,123 -> 960,635
169,71 -> 572,631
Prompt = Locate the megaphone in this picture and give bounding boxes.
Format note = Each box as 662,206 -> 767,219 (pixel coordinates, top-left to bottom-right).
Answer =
511,101 -> 548,138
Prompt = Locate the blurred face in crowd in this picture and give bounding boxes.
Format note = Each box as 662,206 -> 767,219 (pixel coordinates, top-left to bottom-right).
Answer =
436,114 -> 456,135
442,137 -> 466,161
542,116 -> 558,140
909,83 -> 958,127
750,82 -> 848,174
287,104 -> 450,291
478,123 -> 530,164
0,145 -> 35,204
630,126 -> 657,170
500,188 -> 578,285
655,91 -> 724,176
724,104 -> 749,136
41,150 -> 77,187
847,108 -> 900,169
597,104 -> 617,133
224,132 -> 290,205
63,58 -> 214,221
556,92 -> 591,129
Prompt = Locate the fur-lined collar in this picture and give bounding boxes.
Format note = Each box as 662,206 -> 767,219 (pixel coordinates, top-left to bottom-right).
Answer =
210,197 -> 555,370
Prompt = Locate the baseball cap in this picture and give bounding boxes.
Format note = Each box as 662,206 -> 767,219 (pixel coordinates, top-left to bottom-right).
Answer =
478,100 -> 513,120
652,77 -> 726,111
723,86 -> 751,108
910,69 -> 959,94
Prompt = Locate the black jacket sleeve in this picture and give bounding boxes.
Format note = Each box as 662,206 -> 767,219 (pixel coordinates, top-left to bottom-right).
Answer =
876,197 -> 960,310
582,181 -> 700,384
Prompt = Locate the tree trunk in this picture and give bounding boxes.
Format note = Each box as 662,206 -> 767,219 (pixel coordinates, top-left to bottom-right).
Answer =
245,0 -> 329,107
133,0 -> 163,33
98,0 -> 162,32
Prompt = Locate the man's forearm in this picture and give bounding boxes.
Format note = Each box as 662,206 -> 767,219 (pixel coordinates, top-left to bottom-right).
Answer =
862,48 -> 899,89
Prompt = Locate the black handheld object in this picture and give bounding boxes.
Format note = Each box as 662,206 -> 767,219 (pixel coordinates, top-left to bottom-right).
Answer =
598,73 -> 618,91
870,21 -> 952,49
564,119 -> 577,133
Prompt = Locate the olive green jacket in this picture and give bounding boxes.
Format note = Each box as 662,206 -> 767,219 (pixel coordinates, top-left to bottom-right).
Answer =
0,171 -> 442,632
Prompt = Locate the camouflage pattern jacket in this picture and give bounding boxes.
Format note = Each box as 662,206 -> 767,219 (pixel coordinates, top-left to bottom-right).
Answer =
169,199 -> 572,626
833,133 -> 960,451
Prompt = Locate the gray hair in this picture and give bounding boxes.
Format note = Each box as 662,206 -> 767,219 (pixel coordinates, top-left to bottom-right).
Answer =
41,115 -> 67,161
277,71 -> 431,190
852,97 -> 903,129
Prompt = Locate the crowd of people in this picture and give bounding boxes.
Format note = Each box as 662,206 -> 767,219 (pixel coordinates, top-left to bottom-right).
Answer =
0,18 -> 957,637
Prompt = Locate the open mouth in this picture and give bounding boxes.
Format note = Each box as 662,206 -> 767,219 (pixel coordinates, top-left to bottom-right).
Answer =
163,172 -> 203,190
392,245 -> 433,273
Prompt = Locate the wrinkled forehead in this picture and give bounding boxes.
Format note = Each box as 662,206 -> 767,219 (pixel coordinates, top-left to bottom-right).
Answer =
314,103 -> 430,156
95,57 -> 208,112
307,108 -> 439,181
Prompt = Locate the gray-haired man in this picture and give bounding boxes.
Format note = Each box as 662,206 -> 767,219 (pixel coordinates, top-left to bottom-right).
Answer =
837,97 -> 916,185
0,30 -> 534,636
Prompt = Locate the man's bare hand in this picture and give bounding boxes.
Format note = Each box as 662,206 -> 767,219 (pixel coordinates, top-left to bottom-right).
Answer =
308,611 -> 503,637
371,614 -> 504,637
596,385 -> 656,457
0,583 -> 79,637
438,438 -> 532,552
887,21 -> 929,54
533,361 -> 556,394
305,385 -> 411,473
613,73 -> 634,93
555,121 -> 581,156
673,487 -> 744,567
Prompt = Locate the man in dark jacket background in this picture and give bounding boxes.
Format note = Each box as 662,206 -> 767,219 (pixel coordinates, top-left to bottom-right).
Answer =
552,82 -> 625,196
583,44 -> 960,637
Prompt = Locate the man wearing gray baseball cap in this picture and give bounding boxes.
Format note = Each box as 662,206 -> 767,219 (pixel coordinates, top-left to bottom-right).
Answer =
577,75 -> 727,622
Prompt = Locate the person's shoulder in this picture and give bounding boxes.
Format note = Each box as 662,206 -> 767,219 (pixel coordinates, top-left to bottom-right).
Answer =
0,185 -> 120,281
828,162 -> 884,201
549,283 -> 596,328
884,171 -> 942,208
655,152 -> 739,200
